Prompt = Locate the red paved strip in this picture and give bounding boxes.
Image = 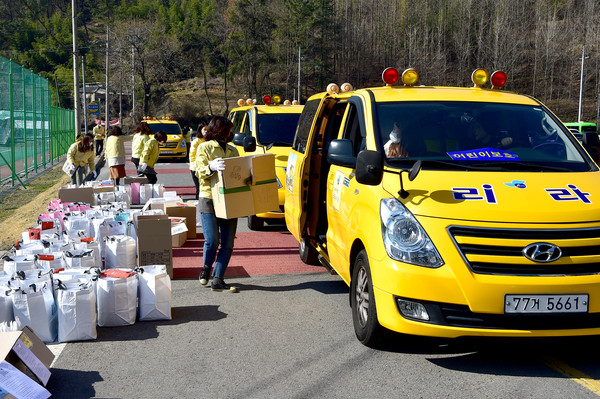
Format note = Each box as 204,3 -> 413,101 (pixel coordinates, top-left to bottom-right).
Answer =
164,186 -> 196,196
125,167 -> 191,175
172,231 -> 325,279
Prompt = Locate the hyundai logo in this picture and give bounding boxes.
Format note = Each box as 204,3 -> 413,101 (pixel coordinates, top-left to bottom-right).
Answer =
523,243 -> 562,263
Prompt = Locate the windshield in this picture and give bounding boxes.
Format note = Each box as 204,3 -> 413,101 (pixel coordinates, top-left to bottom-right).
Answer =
256,113 -> 301,146
375,101 -> 593,172
148,123 -> 182,135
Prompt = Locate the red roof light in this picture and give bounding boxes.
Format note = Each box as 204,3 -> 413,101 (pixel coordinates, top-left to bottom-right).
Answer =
262,95 -> 272,105
490,71 -> 507,89
382,67 -> 399,86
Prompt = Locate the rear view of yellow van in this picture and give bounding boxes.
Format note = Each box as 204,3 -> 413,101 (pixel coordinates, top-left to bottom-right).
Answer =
285,69 -> 600,347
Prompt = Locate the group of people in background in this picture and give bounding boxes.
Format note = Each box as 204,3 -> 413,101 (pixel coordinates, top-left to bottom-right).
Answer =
65,116 -> 240,292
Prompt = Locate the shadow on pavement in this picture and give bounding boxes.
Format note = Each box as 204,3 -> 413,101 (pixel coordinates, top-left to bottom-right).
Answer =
232,278 -> 348,295
45,368 -> 102,398
95,304 -> 226,342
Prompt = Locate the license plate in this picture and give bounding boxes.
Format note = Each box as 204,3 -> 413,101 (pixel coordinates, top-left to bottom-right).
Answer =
160,151 -> 173,154
505,294 -> 588,314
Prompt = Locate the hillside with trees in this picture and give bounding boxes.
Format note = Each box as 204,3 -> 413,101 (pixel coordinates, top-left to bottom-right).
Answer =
1,0 -> 598,129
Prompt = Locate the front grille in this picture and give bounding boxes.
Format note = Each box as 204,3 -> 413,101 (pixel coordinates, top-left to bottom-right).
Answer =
439,303 -> 600,330
160,142 -> 178,149
448,226 -> 600,276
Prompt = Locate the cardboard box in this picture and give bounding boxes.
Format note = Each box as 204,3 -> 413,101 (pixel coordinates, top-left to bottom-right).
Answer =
0,326 -> 54,386
58,186 -> 95,204
170,217 -> 188,247
165,203 -> 197,238
123,176 -> 148,184
250,154 -> 279,215
92,185 -> 115,194
135,214 -> 173,278
210,154 -> 279,219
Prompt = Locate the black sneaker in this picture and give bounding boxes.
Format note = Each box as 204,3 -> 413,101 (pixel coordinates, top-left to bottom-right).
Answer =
199,266 -> 211,286
211,277 -> 238,293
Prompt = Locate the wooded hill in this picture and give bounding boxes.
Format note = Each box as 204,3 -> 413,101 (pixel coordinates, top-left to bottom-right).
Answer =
1,0 -> 599,126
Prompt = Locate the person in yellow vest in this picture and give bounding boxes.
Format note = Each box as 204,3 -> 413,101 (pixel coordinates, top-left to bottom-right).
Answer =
131,121 -> 153,170
195,116 -> 239,292
105,126 -> 126,186
189,122 -> 207,200
93,122 -> 105,155
139,130 -> 167,184
65,135 -> 96,186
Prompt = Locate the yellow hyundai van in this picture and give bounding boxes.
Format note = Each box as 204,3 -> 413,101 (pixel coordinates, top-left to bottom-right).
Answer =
143,117 -> 189,160
229,96 -> 303,230
285,68 -> 600,346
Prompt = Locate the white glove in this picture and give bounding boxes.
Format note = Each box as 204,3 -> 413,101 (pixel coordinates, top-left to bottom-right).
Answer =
92,171 -> 97,179
140,163 -> 148,171
209,158 -> 225,172
69,164 -> 76,174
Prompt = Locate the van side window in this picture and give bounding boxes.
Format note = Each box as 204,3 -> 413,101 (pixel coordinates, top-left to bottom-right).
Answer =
231,111 -> 244,134
242,111 -> 252,134
342,104 -> 365,156
294,99 -> 321,154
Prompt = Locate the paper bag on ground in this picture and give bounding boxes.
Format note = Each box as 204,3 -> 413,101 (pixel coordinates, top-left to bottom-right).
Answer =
97,269 -> 138,327
55,279 -> 97,343
137,265 -> 172,321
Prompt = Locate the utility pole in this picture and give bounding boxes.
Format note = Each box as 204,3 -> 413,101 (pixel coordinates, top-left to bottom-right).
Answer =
132,44 -> 135,120
72,0 -> 80,137
82,54 -> 88,135
105,25 -> 110,132
578,45 -> 589,123
298,46 -> 301,105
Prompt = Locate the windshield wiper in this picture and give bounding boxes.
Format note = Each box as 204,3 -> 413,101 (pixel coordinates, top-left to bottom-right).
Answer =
474,161 -> 570,172
388,159 -> 493,171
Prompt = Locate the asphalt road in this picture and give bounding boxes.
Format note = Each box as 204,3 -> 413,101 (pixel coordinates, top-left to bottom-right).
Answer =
44,151 -> 600,398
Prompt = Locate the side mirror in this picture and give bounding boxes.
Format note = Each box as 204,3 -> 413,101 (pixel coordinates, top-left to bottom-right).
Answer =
327,139 -> 356,168
233,133 -> 245,146
356,150 -> 383,185
243,136 -> 257,152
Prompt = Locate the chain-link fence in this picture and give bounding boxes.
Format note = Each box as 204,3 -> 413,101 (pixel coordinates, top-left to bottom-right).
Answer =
0,56 -> 74,192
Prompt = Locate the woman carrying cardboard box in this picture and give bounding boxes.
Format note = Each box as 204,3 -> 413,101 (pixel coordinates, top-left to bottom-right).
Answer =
195,116 -> 239,292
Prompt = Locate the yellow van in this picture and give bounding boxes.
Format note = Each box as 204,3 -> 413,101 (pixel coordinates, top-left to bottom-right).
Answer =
285,68 -> 600,346
143,117 -> 189,160
230,96 -> 303,230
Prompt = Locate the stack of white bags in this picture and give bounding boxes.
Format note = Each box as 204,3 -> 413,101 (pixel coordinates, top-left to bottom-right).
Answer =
0,182 -> 175,343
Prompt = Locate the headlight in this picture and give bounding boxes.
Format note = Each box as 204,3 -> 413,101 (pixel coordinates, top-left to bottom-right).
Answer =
381,198 -> 443,267
179,140 -> 187,149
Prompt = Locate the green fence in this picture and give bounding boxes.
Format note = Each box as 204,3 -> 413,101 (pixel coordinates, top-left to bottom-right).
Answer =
0,56 -> 74,190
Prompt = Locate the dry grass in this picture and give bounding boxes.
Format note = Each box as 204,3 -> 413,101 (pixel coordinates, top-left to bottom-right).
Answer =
0,166 -> 69,252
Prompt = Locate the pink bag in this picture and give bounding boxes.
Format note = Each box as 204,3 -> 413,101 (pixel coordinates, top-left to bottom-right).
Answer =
48,199 -> 62,211
40,211 -> 66,231
131,183 -> 140,205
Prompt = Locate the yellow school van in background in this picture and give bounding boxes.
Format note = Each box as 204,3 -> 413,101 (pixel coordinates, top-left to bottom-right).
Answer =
230,96 -> 303,230
285,68 -> 600,347
143,117 -> 189,160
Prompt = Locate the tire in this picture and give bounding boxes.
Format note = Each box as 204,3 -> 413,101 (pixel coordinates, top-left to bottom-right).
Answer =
351,249 -> 383,347
247,215 -> 264,230
299,237 -> 319,265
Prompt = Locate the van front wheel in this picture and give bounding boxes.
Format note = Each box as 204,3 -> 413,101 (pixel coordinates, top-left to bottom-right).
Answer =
351,250 -> 383,347
299,237 -> 319,265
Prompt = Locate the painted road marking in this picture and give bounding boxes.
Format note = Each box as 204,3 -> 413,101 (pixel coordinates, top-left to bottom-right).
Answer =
541,356 -> 600,396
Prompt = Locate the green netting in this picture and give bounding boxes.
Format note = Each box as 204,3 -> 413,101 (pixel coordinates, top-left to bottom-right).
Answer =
0,56 -> 74,189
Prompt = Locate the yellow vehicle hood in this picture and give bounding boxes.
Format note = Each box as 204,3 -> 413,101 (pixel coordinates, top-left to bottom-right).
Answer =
383,170 -> 600,224
252,145 -> 290,168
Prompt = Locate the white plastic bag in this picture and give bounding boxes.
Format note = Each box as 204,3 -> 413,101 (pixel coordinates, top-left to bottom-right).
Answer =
36,252 -> 66,271
64,215 -> 91,237
11,282 -> 57,343
97,269 -> 138,327
95,220 -> 127,258
137,265 -> 172,321
64,249 -> 97,269
152,184 -> 165,198
139,184 -> 153,205
0,278 -> 14,325
104,235 -> 137,269
55,279 -> 97,342
3,255 -> 37,275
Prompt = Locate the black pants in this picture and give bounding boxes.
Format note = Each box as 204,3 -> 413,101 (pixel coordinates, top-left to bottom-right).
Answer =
131,157 -> 140,170
95,139 -> 104,155
143,173 -> 157,184
190,170 -> 199,200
